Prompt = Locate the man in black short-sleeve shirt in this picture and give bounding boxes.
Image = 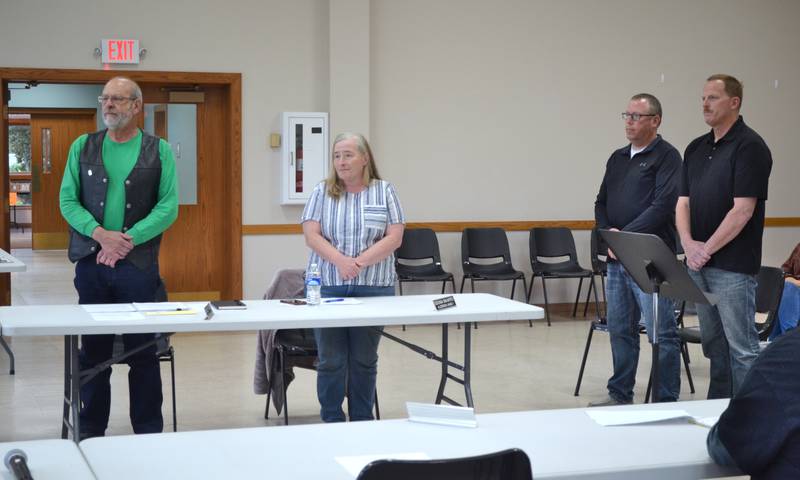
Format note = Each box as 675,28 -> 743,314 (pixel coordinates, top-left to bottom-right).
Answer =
677,74 -> 772,399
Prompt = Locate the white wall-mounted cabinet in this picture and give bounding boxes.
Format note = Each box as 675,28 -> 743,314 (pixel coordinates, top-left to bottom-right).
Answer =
280,112 -> 329,205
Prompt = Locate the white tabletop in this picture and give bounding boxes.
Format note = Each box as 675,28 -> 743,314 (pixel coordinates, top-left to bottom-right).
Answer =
0,294 -> 543,336
0,440 -> 95,480
80,399 -> 740,480
0,249 -> 25,273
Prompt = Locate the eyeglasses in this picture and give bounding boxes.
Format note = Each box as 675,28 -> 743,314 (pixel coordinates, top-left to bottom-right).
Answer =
621,112 -> 657,121
98,95 -> 137,105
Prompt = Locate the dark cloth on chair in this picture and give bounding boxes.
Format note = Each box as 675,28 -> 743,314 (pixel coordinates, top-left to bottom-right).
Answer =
707,327 -> 800,479
254,268 -> 311,414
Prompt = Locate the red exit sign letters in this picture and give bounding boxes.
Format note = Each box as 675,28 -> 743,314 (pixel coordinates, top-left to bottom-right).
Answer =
101,39 -> 140,64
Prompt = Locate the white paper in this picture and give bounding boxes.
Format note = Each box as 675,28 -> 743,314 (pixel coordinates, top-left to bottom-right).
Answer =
90,312 -> 146,322
132,302 -> 190,312
83,304 -> 136,313
586,409 -> 693,426
322,298 -> 363,305
406,402 -> 478,428
336,452 -> 430,477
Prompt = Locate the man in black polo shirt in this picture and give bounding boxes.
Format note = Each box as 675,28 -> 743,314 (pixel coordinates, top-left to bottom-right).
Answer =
590,93 -> 682,406
677,74 -> 772,399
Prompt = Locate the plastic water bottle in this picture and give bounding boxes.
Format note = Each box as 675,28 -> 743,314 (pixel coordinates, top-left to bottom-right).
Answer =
306,263 -> 321,305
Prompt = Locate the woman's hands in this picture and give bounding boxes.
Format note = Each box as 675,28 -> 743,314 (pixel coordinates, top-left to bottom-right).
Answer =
335,256 -> 362,281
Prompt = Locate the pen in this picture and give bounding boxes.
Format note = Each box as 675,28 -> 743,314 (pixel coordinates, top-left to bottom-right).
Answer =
144,310 -> 196,316
324,298 -> 345,303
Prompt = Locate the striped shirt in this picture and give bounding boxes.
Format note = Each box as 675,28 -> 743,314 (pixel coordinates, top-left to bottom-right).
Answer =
301,180 -> 405,287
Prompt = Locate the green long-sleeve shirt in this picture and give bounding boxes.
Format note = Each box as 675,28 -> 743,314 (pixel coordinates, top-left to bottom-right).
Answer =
59,130 -> 178,246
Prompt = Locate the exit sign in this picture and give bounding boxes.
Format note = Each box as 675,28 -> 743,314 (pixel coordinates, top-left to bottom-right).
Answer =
101,39 -> 140,64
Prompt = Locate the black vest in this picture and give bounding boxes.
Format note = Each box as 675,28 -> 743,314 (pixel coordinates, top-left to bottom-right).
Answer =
67,130 -> 163,270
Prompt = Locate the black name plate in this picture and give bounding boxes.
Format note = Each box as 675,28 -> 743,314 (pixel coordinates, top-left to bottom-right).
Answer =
433,296 -> 457,311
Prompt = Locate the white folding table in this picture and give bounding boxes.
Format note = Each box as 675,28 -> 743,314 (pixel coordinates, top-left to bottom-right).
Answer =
0,293 -> 542,442
0,439 -> 95,480
0,248 -> 25,375
80,399 -> 740,479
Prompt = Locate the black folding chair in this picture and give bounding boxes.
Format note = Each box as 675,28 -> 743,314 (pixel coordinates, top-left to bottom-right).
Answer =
395,228 -> 457,330
460,228 -> 530,327
582,227 -> 608,317
396,228 -> 456,296
527,227 -> 599,326
356,448 -> 533,480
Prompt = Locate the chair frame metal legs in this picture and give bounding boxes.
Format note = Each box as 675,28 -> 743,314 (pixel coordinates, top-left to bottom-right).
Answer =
158,346 -> 177,432
1,335 -> 14,374
583,273 -> 607,317
528,274 -> 600,327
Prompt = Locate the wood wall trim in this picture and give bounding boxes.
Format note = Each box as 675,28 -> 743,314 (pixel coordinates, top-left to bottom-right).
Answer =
243,217 -> 800,235
0,67 -> 240,86
765,217 -> 800,227
9,107 -> 96,116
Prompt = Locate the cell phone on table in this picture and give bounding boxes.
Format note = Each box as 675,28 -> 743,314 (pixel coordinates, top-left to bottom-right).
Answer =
280,299 -> 307,305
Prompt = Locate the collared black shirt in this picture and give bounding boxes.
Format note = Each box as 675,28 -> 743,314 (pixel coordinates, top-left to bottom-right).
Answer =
681,116 -> 772,275
595,135 -> 681,251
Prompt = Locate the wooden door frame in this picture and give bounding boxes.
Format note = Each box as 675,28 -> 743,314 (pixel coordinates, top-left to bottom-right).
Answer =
0,67 -> 243,305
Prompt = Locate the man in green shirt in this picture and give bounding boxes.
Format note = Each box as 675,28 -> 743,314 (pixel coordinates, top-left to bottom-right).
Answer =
59,76 -> 178,438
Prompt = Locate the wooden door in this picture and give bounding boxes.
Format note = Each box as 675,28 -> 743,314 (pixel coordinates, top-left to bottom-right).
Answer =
27,109 -> 96,249
1,69 -> 243,306
138,85 -> 232,301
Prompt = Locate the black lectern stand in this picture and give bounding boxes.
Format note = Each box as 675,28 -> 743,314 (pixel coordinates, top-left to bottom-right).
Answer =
600,230 -> 718,402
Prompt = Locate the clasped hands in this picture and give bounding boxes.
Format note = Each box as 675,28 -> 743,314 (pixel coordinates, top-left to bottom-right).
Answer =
683,239 -> 711,271
336,255 -> 363,281
92,227 -> 133,268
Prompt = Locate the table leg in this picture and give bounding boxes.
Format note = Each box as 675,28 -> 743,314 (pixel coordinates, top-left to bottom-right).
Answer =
1,335 -> 14,375
62,335 -> 82,443
434,323 -> 449,404
463,322 -> 473,407
61,336 -> 70,439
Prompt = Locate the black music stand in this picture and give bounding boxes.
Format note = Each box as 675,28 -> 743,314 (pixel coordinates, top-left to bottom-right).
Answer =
600,230 -> 717,402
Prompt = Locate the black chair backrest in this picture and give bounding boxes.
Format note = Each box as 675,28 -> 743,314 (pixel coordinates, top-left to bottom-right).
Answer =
356,448 -> 532,480
461,228 -> 514,274
396,228 -> 442,263
589,227 -> 609,273
755,265 -> 785,340
529,227 -> 580,270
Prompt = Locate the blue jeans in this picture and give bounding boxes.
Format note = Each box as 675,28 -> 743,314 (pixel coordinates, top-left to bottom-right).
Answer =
75,256 -> 164,436
314,285 -> 394,422
769,280 -> 800,340
689,267 -> 759,399
606,261 -> 681,402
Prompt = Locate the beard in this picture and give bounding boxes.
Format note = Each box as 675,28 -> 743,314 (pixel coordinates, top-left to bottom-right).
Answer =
103,110 -> 133,131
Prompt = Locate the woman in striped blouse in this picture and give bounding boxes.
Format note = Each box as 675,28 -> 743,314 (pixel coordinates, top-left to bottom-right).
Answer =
301,132 -> 405,422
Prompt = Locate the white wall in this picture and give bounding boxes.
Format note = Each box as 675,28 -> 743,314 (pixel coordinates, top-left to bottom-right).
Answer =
2,0 -> 797,300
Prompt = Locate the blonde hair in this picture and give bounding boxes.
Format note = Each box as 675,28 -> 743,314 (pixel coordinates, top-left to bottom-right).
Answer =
325,132 -> 381,198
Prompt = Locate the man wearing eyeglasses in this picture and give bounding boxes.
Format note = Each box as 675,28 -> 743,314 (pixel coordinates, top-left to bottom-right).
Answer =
677,74 -> 772,399
59,76 -> 178,438
591,93 -> 682,406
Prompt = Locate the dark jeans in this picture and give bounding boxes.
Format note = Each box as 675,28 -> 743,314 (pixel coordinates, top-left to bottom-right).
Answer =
75,256 -> 163,436
314,285 -> 394,422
